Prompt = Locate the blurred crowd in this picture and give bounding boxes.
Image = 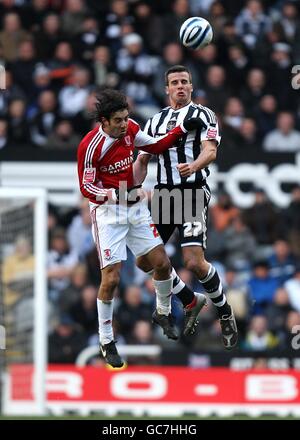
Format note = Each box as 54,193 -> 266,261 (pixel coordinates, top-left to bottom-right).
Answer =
3,185 -> 300,364
1,0 -> 300,152
1,0 -> 300,364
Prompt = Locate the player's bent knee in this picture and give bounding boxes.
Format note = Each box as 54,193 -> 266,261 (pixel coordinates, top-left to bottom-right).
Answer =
101,267 -> 120,291
136,256 -> 153,273
153,256 -> 171,276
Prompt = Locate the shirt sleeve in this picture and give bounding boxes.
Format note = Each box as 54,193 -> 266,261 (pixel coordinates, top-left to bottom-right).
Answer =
134,124 -> 187,154
199,110 -> 221,146
137,118 -> 153,156
77,137 -> 116,204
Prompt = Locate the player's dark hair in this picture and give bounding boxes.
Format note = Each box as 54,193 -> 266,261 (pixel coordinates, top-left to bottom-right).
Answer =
165,65 -> 192,85
94,89 -> 129,122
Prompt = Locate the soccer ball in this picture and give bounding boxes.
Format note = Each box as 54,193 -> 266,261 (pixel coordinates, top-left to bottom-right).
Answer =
179,17 -> 213,50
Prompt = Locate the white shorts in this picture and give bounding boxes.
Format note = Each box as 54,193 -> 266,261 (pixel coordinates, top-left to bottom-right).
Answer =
90,201 -> 163,269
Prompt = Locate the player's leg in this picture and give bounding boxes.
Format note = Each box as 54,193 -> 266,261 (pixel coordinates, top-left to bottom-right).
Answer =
136,220 -> 200,316
90,204 -> 128,367
182,245 -> 238,349
127,207 -> 178,340
98,262 -> 124,367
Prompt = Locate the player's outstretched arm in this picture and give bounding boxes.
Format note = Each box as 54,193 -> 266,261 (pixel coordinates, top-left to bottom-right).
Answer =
134,117 -> 205,155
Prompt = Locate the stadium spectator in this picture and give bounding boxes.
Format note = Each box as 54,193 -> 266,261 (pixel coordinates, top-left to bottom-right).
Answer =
284,265 -> 300,313
67,198 -> 94,260
2,234 -> 34,308
115,285 -> 153,338
69,285 -> 98,338
47,227 -> 79,301
116,32 -> 159,119
133,2 -> 164,55
237,117 -> 259,149
239,68 -> 269,114
33,13 -> 64,61
48,314 -> 87,363
152,42 -> 199,106
243,315 -> 279,351
205,65 -> 230,113
29,89 -> 58,147
268,239 -> 296,285
223,215 -> 256,271
263,111 -> 300,152
58,263 -> 89,312
255,94 -> 278,137
0,69 -> 25,117
92,45 -> 119,89
210,190 -> 240,233
242,188 -> 279,247
73,16 -> 103,62
45,119 -> 80,149
235,0 -> 272,50
282,185 -> 300,257
0,118 -> 8,149
0,12 -> 30,62
10,39 -> 38,102
266,287 -> 293,343
58,67 -> 92,117
247,260 -> 280,315
60,0 -> 89,37
7,98 -> 30,146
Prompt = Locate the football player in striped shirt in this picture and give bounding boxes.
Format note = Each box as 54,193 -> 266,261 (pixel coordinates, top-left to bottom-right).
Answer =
134,65 -> 238,349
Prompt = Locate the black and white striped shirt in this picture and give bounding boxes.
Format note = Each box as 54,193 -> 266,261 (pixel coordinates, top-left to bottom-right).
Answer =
140,101 -> 221,186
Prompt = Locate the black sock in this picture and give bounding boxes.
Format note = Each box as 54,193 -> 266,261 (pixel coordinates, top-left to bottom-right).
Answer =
200,264 -> 231,318
171,268 -> 195,307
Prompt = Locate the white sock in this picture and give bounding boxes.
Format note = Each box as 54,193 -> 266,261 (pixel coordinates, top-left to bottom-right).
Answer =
153,277 -> 172,316
171,267 -> 185,294
97,298 -> 114,345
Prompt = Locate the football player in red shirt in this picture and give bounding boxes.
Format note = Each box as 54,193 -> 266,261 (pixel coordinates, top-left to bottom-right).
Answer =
77,88 -> 203,367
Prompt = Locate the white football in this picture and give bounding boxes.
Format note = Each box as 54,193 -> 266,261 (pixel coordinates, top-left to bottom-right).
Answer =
179,17 -> 213,50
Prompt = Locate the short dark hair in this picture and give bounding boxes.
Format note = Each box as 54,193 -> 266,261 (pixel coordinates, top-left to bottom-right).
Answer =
165,65 -> 192,85
94,89 -> 129,122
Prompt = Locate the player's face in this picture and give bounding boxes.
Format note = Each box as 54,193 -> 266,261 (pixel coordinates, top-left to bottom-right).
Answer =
166,71 -> 193,108
102,109 -> 129,138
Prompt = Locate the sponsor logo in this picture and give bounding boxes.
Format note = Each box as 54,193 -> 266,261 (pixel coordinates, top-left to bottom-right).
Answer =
83,167 -> 96,183
99,153 -> 134,174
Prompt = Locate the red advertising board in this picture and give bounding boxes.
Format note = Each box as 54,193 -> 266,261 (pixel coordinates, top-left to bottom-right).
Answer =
8,365 -> 300,404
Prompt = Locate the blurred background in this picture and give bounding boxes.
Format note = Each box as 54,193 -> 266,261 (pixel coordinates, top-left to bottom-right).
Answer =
1,0 -> 300,417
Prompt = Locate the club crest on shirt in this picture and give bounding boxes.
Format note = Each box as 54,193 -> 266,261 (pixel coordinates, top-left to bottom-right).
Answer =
104,249 -> 112,260
167,119 -> 176,131
83,167 -> 96,183
124,135 -> 131,146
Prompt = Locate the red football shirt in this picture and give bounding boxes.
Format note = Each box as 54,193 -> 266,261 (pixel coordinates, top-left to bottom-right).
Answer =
77,118 -> 185,204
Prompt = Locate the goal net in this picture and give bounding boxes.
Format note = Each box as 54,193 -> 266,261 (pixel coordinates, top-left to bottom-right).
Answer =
0,188 -> 47,415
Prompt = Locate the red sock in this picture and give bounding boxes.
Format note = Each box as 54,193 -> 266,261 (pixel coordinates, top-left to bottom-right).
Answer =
185,296 -> 197,310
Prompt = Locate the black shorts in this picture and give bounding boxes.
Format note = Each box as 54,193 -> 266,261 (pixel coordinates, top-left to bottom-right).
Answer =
150,182 -> 211,248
